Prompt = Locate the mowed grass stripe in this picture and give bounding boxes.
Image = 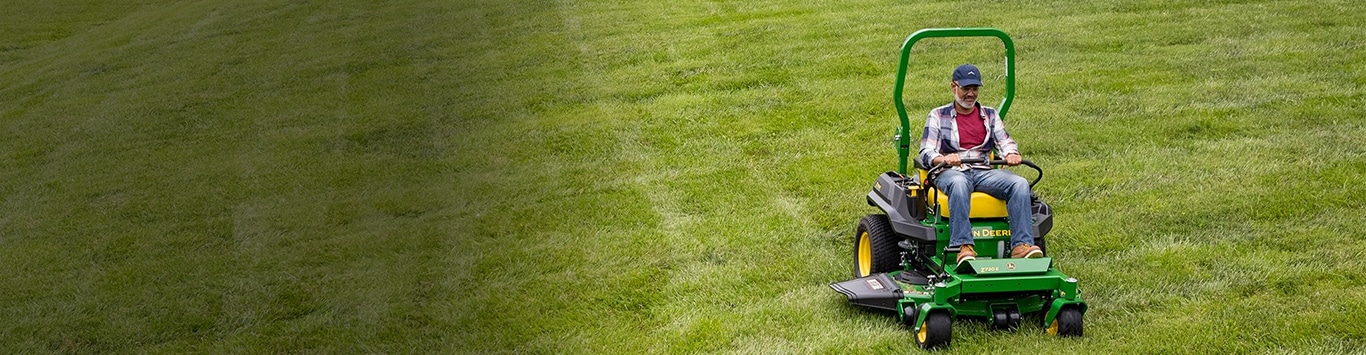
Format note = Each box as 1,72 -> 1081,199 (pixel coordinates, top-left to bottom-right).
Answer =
2,0 -> 466,352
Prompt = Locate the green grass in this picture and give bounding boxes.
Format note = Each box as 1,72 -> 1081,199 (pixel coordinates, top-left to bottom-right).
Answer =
2,0 -> 1365,353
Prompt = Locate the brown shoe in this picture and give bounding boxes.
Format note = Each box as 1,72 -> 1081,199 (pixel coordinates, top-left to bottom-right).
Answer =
1012,244 -> 1043,258
956,245 -> 976,265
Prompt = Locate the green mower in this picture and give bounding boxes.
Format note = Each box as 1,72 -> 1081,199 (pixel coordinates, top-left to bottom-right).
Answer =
830,28 -> 1087,350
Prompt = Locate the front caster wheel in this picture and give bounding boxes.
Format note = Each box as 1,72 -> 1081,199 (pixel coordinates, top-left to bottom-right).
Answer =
1047,307 -> 1083,337
914,311 -> 952,349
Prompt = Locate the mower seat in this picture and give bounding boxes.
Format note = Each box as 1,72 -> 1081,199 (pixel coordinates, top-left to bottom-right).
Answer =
931,190 -> 1008,218
919,169 -> 1009,218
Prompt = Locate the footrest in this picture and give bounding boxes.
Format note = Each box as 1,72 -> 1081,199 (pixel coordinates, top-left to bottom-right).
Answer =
954,258 -> 1052,276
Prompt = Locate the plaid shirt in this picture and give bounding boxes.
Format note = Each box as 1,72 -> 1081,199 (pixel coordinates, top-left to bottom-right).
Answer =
917,103 -> 1019,170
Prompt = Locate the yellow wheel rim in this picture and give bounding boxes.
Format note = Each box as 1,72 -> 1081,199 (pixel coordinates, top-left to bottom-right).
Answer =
1047,319 -> 1059,335
857,231 -> 872,276
917,321 -> 928,343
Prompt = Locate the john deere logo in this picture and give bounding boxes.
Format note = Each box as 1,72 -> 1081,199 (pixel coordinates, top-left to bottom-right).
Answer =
1006,262 -> 1016,271
972,227 -> 1010,238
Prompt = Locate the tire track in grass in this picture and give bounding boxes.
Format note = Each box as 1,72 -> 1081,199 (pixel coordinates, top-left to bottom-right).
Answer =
620,92 -> 870,353
626,108 -> 755,354
569,4 -> 901,352
444,1 -> 606,352
543,1 -> 710,349
458,1 -> 683,353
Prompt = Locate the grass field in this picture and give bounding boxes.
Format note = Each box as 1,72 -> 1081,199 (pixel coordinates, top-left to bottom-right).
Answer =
2,0 -> 1365,353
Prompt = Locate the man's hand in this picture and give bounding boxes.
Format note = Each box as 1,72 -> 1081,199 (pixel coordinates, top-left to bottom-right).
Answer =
934,153 -> 962,166
1005,153 -> 1022,166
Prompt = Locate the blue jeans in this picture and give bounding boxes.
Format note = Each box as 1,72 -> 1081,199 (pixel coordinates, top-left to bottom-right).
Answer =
935,168 -> 1034,248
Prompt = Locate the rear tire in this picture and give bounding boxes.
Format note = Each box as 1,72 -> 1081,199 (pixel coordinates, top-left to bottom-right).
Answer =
854,215 -> 901,277
1048,307 -> 1083,337
914,311 -> 952,349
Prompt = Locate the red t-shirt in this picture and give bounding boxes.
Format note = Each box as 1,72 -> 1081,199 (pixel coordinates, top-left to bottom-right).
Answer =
955,107 -> 987,148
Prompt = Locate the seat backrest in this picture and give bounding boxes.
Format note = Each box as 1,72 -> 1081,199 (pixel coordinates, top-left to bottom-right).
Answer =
918,169 -> 1009,218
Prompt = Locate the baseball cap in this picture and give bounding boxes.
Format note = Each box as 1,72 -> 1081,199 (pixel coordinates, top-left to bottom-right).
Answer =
952,64 -> 982,87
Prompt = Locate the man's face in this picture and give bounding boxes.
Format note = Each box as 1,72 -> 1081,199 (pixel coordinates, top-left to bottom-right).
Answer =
950,81 -> 983,107
953,81 -> 980,106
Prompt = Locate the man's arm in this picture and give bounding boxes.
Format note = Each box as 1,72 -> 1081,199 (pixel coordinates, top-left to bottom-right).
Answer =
989,110 -> 1020,164
918,112 -> 943,168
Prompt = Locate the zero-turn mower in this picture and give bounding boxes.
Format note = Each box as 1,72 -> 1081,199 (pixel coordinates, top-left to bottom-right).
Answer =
830,28 -> 1087,350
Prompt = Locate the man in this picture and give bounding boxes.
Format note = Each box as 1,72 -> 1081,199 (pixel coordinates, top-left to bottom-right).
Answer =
918,64 -> 1042,266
